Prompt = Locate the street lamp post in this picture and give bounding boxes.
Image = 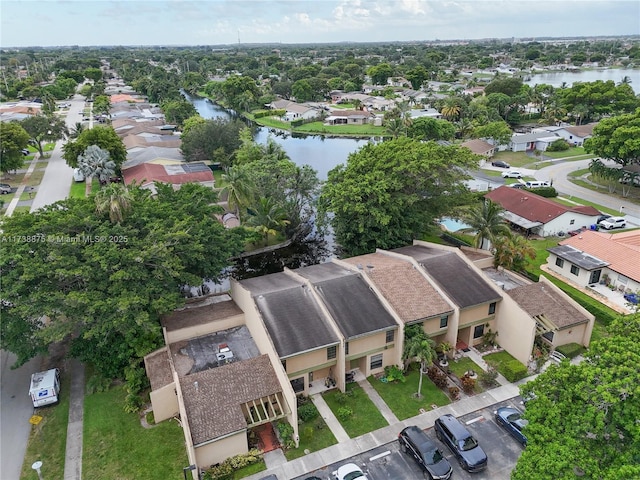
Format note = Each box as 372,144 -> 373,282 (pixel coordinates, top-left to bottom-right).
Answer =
183,464 -> 196,480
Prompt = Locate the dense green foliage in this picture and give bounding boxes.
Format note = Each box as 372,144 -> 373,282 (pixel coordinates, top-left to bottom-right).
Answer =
21,114 -> 68,157
0,121 -> 30,173
0,183 -> 249,378
320,137 -> 478,255
484,351 -> 529,382
179,117 -> 245,164
514,313 -> 640,480
62,125 -> 127,170
585,109 -> 640,166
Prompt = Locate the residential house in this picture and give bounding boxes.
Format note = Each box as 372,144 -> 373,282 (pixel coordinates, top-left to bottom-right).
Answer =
508,132 -> 560,152
546,229 -> 640,299
409,108 -> 442,120
122,146 -> 184,169
325,109 -> 376,126
533,122 -> 598,146
122,162 -> 215,194
485,186 -> 601,237
144,240 -> 595,474
461,139 -> 496,161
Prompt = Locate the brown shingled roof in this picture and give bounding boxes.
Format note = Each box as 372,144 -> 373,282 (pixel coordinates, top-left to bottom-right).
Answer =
485,186 -> 600,224
162,298 -> 243,332
180,355 -> 282,445
508,283 -> 589,329
343,253 -> 453,323
144,348 -> 173,391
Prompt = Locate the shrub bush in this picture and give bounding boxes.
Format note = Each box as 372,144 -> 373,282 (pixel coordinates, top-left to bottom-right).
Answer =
448,386 -> 460,400
253,109 -> 285,119
498,359 -> 529,383
427,366 -> 449,389
203,449 -> 263,480
298,403 -> 319,422
461,375 -> 476,394
275,421 -> 295,449
336,406 -> 353,421
525,186 -> 557,197
556,343 -> 586,359
547,139 -> 571,151
478,367 -> 499,387
384,364 -> 406,383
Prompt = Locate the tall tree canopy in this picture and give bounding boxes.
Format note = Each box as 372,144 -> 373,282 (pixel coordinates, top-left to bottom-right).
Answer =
179,117 -> 245,163
406,117 -> 456,141
21,114 -> 68,157
62,125 -> 127,170
319,137 -> 479,255
584,109 -> 640,166
514,312 -> 640,480
0,121 -> 30,174
0,183 -> 249,378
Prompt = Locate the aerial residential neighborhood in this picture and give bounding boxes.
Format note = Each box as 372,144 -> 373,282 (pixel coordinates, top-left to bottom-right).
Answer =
1,2 -> 640,479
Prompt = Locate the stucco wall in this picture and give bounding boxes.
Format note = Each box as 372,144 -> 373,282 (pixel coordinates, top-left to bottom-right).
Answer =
195,432 -> 248,470
165,313 -> 245,344
494,296 -> 536,365
149,383 -> 178,422
346,330 -> 398,376
459,303 -> 495,327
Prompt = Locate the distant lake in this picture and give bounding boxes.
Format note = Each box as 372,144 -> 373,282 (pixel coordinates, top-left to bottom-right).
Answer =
524,68 -> 640,93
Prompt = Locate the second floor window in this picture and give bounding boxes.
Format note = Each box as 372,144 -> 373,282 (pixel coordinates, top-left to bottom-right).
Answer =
488,302 -> 496,315
385,330 -> 394,343
327,345 -> 336,360
440,315 -> 449,328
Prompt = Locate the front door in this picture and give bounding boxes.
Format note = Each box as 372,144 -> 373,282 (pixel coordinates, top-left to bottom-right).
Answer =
589,269 -> 601,285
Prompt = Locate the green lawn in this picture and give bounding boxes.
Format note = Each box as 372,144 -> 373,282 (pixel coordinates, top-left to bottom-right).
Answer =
526,237 -> 562,278
367,370 -> 450,421
284,406 -> 337,460
491,151 -> 534,167
294,121 -> 387,136
543,147 -> 593,159
483,350 -> 528,382
447,357 -> 482,379
322,383 -> 388,437
252,116 -> 291,129
20,375 -> 71,480
83,386 -> 188,480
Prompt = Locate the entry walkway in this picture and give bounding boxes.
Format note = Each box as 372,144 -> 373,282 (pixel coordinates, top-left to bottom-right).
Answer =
310,394 -> 349,443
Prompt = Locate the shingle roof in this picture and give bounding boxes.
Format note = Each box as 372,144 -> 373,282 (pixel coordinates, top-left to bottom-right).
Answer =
393,247 -> 501,308
122,162 -> 214,186
161,298 -> 243,332
558,230 -> 640,282
563,122 -> 597,138
508,283 -> 590,329
239,272 -> 340,358
485,186 -> 600,224
342,253 -> 453,323
461,139 -> 495,155
295,263 -> 398,338
180,355 -> 282,445
144,348 -> 173,391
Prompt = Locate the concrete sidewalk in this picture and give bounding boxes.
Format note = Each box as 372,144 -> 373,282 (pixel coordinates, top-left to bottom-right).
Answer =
63,359 -> 85,480
244,381 -> 521,480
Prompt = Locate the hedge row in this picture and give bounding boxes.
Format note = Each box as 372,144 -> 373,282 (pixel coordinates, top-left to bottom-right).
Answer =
556,343 -> 586,359
202,449 -> 263,480
253,109 -> 286,119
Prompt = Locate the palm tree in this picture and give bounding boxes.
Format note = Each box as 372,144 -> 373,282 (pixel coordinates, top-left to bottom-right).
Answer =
402,325 -> 437,399
385,118 -> 404,139
493,232 -> 536,271
455,118 -> 474,139
77,145 -> 115,196
618,76 -> 632,86
572,104 -> 589,125
352,99 -> 362,111
462,199 -> 509,250
246,197 -> 290,244
221,166 -> 254,218
441,98 -> 461,121
94,183 -> 133,223
69,122 -> 85,139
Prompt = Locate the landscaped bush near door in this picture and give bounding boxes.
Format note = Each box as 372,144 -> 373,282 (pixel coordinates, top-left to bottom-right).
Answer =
546,138 -> 571,151
202,449 -> 263,480
427,366 -> 448,389
556,343 -> 586,359
484,351 -> 529,382
298,402 -> 319,422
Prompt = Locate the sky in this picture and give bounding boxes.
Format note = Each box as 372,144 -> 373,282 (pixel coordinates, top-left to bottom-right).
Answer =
1,0 -> 639,48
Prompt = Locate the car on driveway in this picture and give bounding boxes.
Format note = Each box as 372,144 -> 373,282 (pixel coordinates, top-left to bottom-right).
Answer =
491,160 -> 510,168
434,414 -> 488,472
599,216 -> 626,230
501,170 -> 522,179
333,463 -> 367,480
0,183 -> 12,194
495,407 -> 528,446
399,425 -> 452,479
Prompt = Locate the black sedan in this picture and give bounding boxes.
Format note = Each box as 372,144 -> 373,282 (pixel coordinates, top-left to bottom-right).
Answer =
495,407 -> 528,446
491,160 -> 511,168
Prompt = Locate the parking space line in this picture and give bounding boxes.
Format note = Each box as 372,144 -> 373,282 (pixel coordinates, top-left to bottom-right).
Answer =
369,450 -> 391,461
465,415 -> 485,425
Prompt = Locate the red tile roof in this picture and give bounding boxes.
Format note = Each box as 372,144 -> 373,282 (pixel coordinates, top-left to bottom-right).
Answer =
122,162 -> 214,186
559,230 -> 640,282
485,186 -> 600,224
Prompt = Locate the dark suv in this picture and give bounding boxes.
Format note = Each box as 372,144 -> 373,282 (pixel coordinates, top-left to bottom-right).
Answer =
434,414 -> 488,472
399,426 -> 452,479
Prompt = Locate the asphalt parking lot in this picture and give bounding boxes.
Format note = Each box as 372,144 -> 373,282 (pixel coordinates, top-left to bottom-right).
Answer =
293,399 -> 525,480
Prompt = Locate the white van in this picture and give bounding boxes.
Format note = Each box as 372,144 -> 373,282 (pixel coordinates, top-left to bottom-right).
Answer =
29,368 -> 61,407
525,181 -> 550,189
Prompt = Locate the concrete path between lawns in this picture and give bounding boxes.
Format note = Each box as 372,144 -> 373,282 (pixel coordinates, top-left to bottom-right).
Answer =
63,359 -> 85,480
310,394 -> 350,443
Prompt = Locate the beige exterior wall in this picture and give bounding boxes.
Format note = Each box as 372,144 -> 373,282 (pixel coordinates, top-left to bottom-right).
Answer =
230,280 -> 299,447
494,296 -> 537,365
286,347 -> 335,376
174,370 -> 198,474
459,303 -> 495,327
422,316 -> 449,338
149,383 -> 178,422
194,431 -> 248,469
552,323 -> 590,348
165,313 -> 245,344
345,330 -> 398,376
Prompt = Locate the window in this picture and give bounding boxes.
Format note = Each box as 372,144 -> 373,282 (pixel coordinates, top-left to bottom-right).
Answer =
385,330 -> 394,343
542,331 -> 554,342
555,257 -> 564,268
370,353 -> 383,370
327,345 -> 336,360
570,265 -> 580,276
345,342 -> 349,355
440,315 -> 449,328
569,219 -> 575,225
473,324 -> 485,339
488,302 -> 496,315
618,274 -> 628,285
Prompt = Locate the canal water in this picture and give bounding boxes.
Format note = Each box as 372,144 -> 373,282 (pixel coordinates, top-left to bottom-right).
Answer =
524,68 -> 640,93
